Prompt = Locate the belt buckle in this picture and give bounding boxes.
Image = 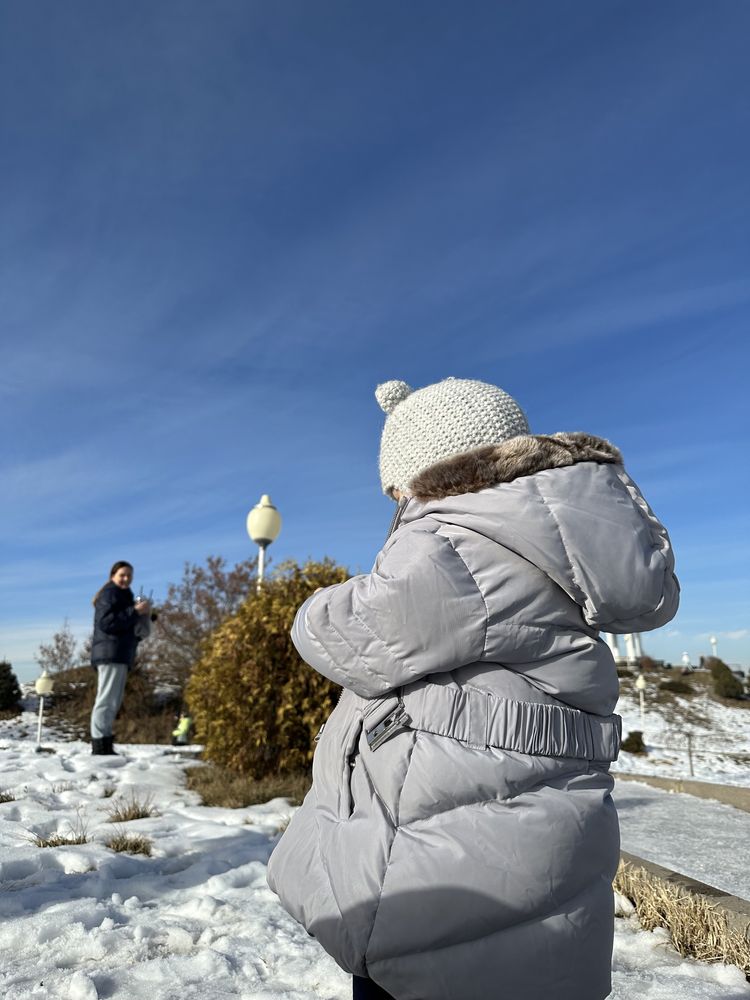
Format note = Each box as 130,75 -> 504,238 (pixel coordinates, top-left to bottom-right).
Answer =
365,704 -> 411,751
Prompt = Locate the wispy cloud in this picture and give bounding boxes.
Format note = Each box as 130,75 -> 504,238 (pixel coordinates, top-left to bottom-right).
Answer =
719,630 -> 749,642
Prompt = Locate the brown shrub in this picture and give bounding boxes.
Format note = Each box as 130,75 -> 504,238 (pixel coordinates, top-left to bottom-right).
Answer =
659,680 -> 695,695
186,558 -> 348,778
621,730 -> 647,755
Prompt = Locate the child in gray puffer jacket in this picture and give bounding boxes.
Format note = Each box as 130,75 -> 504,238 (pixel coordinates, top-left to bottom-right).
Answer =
268,378 -> 679,1000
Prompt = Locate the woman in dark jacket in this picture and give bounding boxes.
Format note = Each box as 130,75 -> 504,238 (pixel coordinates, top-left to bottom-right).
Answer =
90,560 -> 151,755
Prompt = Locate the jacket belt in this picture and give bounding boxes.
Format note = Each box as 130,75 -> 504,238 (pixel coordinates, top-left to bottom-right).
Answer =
368,683 -> 621,763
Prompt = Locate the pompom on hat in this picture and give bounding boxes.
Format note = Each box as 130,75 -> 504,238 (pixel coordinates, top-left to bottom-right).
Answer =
376,377 -> 530,497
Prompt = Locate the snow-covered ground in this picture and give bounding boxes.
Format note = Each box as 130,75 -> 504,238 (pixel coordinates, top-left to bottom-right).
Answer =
613,683 -> 750,894
615,684 -> 750,786
1,713 -> 748,999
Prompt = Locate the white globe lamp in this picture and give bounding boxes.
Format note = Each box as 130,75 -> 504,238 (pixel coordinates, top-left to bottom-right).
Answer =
246,494 -> 282,591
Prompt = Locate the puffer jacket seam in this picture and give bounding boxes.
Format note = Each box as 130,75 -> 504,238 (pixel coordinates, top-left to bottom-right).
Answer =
363,730 -> 420,971
437,527 -> 489,657
398,762 -> 590,828
325,617 -> 392,691
312,593 -> 412,691
528,476 -> 587,607
367,873 -> 612,962
312,806 -> 361,968
350,609 -> 403,672
351,527 -> 489,675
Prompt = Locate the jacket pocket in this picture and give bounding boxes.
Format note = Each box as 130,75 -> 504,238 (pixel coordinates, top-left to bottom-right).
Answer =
339,711 -> 364,820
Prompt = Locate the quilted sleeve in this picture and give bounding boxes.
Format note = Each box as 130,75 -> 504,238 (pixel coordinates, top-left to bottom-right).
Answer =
291,525 -> 488,698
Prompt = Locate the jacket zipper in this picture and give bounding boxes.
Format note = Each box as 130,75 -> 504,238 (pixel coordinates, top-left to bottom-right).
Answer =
384,496 -> 410,542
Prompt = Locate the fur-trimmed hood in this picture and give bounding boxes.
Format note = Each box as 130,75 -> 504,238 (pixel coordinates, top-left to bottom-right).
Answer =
408,432 -> 622,502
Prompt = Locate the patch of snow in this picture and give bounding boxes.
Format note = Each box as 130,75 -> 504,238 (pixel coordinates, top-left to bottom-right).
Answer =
611,918 -> 749,999
615,686 -> 750,786
1,715 -> 748,999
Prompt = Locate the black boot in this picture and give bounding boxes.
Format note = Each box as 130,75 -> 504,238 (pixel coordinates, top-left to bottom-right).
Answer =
91,737 -> 107,755
102,735 -> 119,756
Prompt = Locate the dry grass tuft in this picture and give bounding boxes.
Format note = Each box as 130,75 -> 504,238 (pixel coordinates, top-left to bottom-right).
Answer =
105,791 -> 159,823
615,860 -> 750,975
185,764 -> 310,809
104,829 -> 153,856
33,831 -> 89,848
101,785 -> 116,798
31,807 -> 88,848
0,790 -> 15,803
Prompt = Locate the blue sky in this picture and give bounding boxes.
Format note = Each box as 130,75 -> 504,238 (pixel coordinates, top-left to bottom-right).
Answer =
2,0 -> 748,681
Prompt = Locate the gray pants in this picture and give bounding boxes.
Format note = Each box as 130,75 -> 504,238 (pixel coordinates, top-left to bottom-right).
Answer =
91,663 -> 128,738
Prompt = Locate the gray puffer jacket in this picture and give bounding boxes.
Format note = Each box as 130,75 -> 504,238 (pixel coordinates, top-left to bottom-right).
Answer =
267,433 -> 679,1000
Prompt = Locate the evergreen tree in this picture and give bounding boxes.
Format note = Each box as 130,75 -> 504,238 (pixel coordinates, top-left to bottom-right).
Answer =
0,660 -> 22,711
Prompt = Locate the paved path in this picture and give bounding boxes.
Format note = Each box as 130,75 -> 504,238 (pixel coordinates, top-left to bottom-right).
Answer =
614,777 -> 750,899
616,772 -> 750,813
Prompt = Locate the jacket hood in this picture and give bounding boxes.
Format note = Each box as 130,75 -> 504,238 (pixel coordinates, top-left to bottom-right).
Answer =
402,432 -> 678,633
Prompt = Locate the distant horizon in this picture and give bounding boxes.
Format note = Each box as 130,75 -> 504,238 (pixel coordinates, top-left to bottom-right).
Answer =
6,563 -> 747,684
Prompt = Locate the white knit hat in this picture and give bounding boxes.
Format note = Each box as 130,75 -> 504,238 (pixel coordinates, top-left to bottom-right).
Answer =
376,377 -> 530,496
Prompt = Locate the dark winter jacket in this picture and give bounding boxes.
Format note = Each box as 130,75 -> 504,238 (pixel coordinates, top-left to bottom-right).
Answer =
91,582 -> 142,668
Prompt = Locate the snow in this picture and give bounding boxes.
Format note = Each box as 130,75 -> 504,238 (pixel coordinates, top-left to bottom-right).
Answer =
614,684 -> 750,786
612,681 -> 750,892
613,893 -> 749,1000
1,710 -> 748,999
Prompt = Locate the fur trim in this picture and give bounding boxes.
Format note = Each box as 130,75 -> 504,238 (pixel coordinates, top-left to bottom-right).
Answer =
408,433 -> 622,502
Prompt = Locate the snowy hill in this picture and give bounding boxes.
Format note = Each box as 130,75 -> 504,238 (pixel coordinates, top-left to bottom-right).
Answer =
614,669 -> 750,786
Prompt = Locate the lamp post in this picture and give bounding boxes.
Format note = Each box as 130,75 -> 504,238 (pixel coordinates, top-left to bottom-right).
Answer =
634,672 -> 647,732
34,669 -> 55,752
709,635 -> 718,661
246,494 -> 282,592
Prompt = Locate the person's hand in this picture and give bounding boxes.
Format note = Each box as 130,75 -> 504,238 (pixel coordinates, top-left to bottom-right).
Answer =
135,599 -> 150,615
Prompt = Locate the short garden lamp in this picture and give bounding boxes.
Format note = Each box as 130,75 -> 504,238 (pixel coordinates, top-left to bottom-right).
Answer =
634,672 -> 647,731
681,651 -> 691,670
246,494 -> 282,592
34,669 -> 55,751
